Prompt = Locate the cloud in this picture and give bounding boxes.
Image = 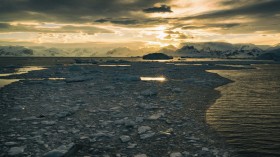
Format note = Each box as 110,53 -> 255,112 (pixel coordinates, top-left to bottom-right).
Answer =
178,0 -> 280,33
0,0 -> 279,45
95,17 -> 169,27
111,19 -> 139,25
0,23 -> 113,34
0,23 -> 10,28
95,18 -> 139,25
0,0 -> 168,23
95,18 -> 110,23
61,25 -> 113,34
164,30 -> 180,34
164,34 -> 172,39
143,4 -> 173,13
2,0 -> 278,32
219,0 -> 260,7
177,34 -> 188,39
164,30 -> 192,40
182,23 -> 240,30
182,0 -> 280,19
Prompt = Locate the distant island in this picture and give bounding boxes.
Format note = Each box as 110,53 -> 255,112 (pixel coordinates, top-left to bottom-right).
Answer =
142,53 -> 173,60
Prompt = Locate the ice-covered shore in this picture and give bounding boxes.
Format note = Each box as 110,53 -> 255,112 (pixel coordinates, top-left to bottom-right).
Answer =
0,60 -> 255,156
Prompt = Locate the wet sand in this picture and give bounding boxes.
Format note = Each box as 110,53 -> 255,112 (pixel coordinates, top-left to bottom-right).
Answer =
0,59 -> 268,157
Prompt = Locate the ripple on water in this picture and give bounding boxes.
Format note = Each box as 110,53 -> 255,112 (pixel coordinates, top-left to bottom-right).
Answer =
206,64 -> 280,156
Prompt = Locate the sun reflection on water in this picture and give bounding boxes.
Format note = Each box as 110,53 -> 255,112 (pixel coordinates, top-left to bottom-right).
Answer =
0,66 -> 46,77
0,79 -> 20,88
140,77 -> 166,82
48,78 -> 65,80
98,65 -> 131,67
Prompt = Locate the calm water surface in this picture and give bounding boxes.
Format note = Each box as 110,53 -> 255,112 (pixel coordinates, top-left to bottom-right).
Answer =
207,64 -> 280,157
0,66 -> 46,88
0,66 -> 46,77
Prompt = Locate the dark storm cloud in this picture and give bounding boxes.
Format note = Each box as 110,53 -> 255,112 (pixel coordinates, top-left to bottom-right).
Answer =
95,18 -> 111,23
95,18 -> 170,27
143,5 -> 173,13
111,19 -> 140,25
1,0 -> 279,36
95,18 -> 139,25
0,0 -> 171,23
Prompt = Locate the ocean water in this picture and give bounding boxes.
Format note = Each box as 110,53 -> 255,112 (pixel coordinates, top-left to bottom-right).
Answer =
207,64 -> 280,157
0,57 -> 279,156
0,66 -> 46,88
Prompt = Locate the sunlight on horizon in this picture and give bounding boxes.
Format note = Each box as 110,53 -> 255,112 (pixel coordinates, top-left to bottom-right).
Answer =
0,0 -> 279,57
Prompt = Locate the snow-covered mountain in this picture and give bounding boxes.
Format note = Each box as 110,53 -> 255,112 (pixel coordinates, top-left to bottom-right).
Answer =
168,42 -> 266,58
265,43 -> 280,52
0,46 -> 102,57
232,44 -> 264,58
68,48 -> 98,57
179,42 -> 235,52
257,46 -> 280,61
0,45 -> 160,57
167,45 -> 203,57
34,47 -> 100,57
106,47 -> 133,57
156,45 -> 177,54
0,46 -> 34,56
136,47 -> 161,56
105,47 -> 161,57
0,42 -> 277,59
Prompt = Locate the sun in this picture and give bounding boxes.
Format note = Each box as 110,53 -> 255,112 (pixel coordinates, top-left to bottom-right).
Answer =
156,31 -> 168,40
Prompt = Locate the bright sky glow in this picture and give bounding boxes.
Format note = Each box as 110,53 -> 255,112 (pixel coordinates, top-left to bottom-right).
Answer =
0,0 -> 279,48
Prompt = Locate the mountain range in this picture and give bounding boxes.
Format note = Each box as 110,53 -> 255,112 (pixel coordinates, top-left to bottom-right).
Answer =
0,42 -> 279,60
163,42 -> 266,58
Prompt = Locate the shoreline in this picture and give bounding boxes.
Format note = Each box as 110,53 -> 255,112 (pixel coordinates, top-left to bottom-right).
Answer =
0,61 -> 254,156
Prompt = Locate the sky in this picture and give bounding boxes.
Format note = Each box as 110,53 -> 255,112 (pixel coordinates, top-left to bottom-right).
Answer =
0,0 -> 280,48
